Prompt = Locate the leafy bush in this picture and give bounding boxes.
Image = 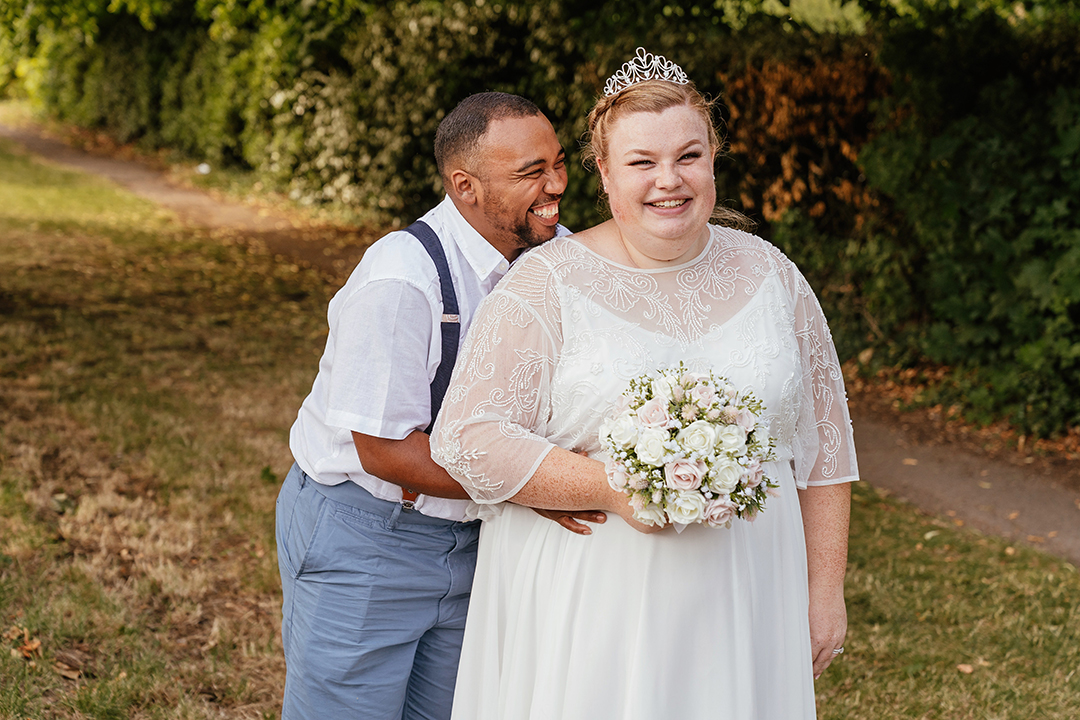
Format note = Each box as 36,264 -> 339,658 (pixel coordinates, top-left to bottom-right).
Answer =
3,0 -> 1079,433
859,6 -> 1080,434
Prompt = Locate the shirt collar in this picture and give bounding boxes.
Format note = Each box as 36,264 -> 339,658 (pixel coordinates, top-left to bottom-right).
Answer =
438,195 -> 512,281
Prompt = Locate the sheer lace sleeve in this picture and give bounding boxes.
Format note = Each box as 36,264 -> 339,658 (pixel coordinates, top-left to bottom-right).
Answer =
788,262 -> 860,489
431,255 -> 563,504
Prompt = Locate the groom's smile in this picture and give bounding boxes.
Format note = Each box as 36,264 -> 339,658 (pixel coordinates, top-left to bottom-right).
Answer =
466,113 -> 568,256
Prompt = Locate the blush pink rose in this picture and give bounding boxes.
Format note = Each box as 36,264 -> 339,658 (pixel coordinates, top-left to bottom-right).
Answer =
664,458 -> 706,491
703,496 -> 737,527
607,464 -> 630,491
736,408 -> 758,432
689,383 -> 716,407
637,397 -> 676,430
680,371 -> 709,386
742,459 -> 765,489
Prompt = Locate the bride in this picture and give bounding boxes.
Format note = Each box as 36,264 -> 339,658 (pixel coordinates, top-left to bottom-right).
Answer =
432,48 -> 859,719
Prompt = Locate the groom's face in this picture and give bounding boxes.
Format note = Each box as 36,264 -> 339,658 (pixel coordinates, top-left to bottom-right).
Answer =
471,114 -> 567,256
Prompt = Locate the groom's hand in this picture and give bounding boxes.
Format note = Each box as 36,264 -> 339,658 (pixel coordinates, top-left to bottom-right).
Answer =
532,508 -> 607,535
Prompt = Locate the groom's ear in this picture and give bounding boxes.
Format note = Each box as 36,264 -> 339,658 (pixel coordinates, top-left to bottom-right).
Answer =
449,169 -> 479,206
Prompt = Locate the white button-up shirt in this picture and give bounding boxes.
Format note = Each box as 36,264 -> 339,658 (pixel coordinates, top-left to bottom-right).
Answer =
290,195 -> 567,521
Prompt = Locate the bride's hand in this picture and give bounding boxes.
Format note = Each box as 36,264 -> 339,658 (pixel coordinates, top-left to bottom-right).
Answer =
605,489 -> 665,534
621,513 -> 665,534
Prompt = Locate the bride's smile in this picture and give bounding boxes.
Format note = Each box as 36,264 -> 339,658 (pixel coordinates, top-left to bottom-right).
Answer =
594,104 -> 717,268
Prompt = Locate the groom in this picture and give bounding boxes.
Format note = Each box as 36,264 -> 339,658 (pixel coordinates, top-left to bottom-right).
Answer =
276,92 -> 600,719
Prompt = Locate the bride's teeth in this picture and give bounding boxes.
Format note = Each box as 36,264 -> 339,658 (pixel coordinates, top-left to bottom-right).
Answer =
651,199 -> 686,208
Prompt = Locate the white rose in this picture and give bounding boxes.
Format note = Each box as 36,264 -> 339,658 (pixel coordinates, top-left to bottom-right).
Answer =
635,503 -> 668,527
677,420 -> 718,455
716,424 -> 747,454
598,417 -> 613,445
609,412 -> 639,447
709,458 -> 742,494
651,374 -> 679,404
666,490 -> 706,525
634,428 -> 669,467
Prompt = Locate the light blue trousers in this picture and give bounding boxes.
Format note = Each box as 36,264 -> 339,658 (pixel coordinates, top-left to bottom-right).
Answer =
276,463 -> 479,720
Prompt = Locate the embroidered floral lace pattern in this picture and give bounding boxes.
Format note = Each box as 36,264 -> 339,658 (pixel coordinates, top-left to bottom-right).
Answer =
432,226 -> 859,504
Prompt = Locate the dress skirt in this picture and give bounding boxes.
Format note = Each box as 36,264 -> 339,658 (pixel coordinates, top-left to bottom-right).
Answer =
450,462 -> 817,720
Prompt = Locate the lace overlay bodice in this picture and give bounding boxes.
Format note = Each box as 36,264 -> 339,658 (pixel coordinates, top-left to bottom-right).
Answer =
432,225 -> 858,504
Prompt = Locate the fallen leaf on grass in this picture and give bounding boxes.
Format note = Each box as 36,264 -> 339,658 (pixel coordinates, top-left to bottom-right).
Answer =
2,625 -> 27,642
902,458 -> 918,466
18,637 -> 41,658
957,664 -> 974,674
1027,535 -> 1045,543
1005,547 -> 1016,556
1008,511 -> 1020,520
54,660 -> 81,680
1048,531 -> 1058,538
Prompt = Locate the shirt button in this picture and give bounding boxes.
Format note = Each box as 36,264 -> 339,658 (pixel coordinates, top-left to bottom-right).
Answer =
497,260 -> 509,273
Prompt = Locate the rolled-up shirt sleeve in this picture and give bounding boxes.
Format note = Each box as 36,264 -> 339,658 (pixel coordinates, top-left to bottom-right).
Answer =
325,278 -> 437,440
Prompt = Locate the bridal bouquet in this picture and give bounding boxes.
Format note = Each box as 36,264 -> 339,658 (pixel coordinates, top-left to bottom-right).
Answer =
598,364 -> 777,528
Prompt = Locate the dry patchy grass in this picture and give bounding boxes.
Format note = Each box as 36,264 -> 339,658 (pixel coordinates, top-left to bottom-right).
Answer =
0,138 -> 337,718
1,137 -> 1078,719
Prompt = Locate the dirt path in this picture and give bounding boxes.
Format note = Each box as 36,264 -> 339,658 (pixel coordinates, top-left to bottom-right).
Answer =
4,121 -> 1079,567
0,124 -> 376,277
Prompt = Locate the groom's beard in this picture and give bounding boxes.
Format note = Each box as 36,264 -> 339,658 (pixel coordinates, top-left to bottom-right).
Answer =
487,194 -> 562,251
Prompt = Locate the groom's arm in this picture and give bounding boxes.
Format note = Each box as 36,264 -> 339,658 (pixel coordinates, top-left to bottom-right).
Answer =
353,430 -> 470,499
354,431 -> 605,534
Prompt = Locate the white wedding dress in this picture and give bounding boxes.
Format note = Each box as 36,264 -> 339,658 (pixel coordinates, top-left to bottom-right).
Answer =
432,226 -> 859,719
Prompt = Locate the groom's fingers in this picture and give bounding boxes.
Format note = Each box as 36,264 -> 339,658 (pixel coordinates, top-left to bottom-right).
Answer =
532,508 -> 607,535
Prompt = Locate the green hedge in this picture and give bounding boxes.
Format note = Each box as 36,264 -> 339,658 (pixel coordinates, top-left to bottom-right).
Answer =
857,6 -> 1080,434
2,0 -> 1079,435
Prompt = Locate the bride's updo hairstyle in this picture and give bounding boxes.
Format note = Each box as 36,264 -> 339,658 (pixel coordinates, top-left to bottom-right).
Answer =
582,79 -> 751,229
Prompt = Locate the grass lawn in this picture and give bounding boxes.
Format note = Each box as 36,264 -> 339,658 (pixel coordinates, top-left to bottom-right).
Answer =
0,138 -> 1078,718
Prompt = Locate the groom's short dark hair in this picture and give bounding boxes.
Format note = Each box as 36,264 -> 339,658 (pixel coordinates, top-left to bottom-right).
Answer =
435,92 -> 543,183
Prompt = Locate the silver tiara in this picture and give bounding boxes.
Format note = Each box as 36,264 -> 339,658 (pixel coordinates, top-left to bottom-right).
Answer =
603,47 -> 690,97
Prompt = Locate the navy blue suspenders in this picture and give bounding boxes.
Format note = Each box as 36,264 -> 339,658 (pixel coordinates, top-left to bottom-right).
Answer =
402,220 -> 461,435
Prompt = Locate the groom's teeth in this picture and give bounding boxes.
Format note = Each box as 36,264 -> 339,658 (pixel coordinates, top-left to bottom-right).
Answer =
531,203 -> 558,219
651,199 -> 687,208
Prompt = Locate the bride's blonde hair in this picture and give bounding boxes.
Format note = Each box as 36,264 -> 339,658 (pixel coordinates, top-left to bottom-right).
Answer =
582,80 -> 752,230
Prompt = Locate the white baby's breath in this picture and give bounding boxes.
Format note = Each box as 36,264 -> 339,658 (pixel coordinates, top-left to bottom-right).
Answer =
600,362 -> 778,529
